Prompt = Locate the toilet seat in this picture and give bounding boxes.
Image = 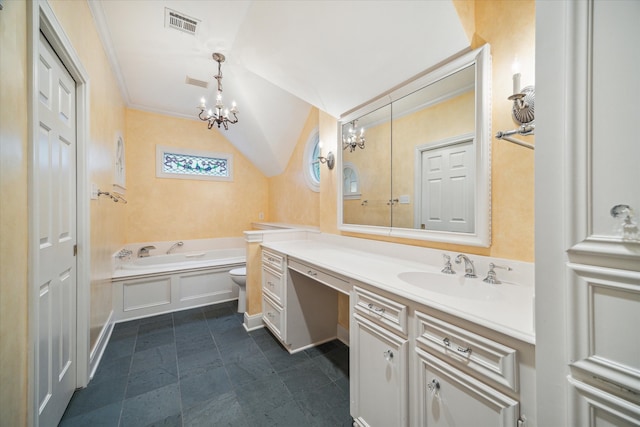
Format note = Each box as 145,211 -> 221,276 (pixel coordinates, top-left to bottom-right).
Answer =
230,267 -> 246,277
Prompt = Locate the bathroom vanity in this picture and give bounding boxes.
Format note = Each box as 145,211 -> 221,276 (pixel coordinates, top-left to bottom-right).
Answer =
257,233 -> 536,427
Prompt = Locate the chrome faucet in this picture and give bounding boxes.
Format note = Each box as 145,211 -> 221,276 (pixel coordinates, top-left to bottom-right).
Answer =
166,241 -> 183,254
455,254 -> 477,278
137,245 -> 156,258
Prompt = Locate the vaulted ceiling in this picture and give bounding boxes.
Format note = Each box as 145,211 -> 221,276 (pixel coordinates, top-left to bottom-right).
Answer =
88,1 -> 469,176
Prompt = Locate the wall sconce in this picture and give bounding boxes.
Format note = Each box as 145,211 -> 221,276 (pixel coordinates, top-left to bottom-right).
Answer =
317,141 -> 335,170
495,59 -> 536,150
318,152 -> 335,170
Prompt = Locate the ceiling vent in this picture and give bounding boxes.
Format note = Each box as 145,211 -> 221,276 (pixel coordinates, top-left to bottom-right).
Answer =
185,76 -> 209,89
165,8 -> 199,35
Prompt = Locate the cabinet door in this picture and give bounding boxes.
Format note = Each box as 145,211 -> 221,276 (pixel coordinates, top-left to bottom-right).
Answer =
351,314 -> 408,427
417,348 -> 519,427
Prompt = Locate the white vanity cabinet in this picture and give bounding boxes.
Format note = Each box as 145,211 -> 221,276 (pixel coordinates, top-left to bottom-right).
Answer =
261,249 -> 286,341
261,249 -> 339,353
349,283 -> 534,427
414,310 -> 521,427
351,286 -> 409,427
258,240 -> 536,425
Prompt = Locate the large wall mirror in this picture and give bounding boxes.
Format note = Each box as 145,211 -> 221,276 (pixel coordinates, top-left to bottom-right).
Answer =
339,45 -> 491,247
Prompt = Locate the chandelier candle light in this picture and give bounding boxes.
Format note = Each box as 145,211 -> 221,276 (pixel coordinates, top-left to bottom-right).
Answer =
342,120 -> 365,152
198,52 -> 238,130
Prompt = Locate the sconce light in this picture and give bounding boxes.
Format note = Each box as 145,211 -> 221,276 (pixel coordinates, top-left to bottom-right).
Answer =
495,60 -> 536,150
318,152 -> 335,170
317,141 -> 335,170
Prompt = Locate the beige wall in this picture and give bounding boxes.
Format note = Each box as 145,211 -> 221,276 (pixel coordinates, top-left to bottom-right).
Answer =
268,108 -> 320,226
474,0 -> 535,261
124,109 -> 269,242
0,1 -> 29,425
48,0 -> 127,349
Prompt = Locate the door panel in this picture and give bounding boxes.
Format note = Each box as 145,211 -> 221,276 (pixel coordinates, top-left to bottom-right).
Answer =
36,32 -> 77,427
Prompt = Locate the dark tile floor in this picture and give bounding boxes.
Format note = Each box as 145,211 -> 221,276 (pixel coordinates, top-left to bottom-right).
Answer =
59,301 -> 351,426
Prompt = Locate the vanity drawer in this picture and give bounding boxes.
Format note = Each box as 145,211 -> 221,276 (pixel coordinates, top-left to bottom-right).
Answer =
415,311 -> 518,392
262,266 -> 284,304
262,249 -> 285,273
288,258 -> 351,295
262,294 -> 284,340
354,286 -> 408,336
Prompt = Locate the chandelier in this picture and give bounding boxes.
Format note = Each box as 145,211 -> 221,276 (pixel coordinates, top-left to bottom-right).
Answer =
198,53 -> 239,130
342,120 -> 365,152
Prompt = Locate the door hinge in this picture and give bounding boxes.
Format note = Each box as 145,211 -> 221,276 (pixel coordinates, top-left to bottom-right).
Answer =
73,244 -> 77,256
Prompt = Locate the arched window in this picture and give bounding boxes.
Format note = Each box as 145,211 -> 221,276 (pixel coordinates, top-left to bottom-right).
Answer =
302,129 -> 320,192
342,161 -> 361,199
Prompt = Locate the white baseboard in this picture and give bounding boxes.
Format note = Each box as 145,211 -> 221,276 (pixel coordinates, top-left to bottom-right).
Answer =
89,310 -> 114,380
243,311 -> 264,332
337,324 -> 350,347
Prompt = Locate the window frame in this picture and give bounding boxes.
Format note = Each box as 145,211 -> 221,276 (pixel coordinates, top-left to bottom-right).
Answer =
302,128 -> 321,192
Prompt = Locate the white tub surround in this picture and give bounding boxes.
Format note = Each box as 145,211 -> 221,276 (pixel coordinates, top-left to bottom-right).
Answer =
251,222 -> 320,231
112,238 -> 246,322
260,233 -> 534,344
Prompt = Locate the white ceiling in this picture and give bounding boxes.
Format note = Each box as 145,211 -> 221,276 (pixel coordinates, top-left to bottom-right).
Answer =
88,0 -> 469,176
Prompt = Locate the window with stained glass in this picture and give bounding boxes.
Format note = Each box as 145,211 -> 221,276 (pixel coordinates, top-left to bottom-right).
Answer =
156,146 -> 233,182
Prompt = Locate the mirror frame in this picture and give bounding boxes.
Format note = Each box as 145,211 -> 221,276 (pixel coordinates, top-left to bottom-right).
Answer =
337,44 -> 491,247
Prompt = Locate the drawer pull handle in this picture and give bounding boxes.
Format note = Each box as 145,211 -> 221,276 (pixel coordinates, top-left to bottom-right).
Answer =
457,346 -> 471,354
267,281 -> 274,287
307,270 -> 317,277
427,379 -> 440,393
443,337 -> 471,355
267,312 -> 275,318
383,349 -> 394,361
367,303 -> 385,315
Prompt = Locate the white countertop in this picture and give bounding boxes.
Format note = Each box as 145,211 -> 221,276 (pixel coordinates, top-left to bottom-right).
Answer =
261,239 -> 535,344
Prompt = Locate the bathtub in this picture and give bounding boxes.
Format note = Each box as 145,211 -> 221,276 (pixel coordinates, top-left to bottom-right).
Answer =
112,238 -> 246,322
118,248 -> 246,273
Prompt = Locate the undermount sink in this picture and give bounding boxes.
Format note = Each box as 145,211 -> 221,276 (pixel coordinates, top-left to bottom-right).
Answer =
397,271 -> 503,301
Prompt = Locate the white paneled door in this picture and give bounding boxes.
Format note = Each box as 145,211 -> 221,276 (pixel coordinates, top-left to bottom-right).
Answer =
36,32 -> 77,427
418,139 -> 474,233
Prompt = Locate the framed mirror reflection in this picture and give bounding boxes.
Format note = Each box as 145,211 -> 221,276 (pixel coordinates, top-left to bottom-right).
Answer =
339,44 -> 491,247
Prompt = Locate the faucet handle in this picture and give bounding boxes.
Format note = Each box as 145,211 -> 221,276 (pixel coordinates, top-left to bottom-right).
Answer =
441,254 -> 455,274
137,245 -> 156,257
483,263 -> 513,284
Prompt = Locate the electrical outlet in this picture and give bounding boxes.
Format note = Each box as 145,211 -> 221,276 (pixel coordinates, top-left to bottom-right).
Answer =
91,183 -> 98,200
259,212 -> 264,220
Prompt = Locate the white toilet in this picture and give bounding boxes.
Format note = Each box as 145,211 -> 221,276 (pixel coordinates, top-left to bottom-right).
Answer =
229,267 -> 246,313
